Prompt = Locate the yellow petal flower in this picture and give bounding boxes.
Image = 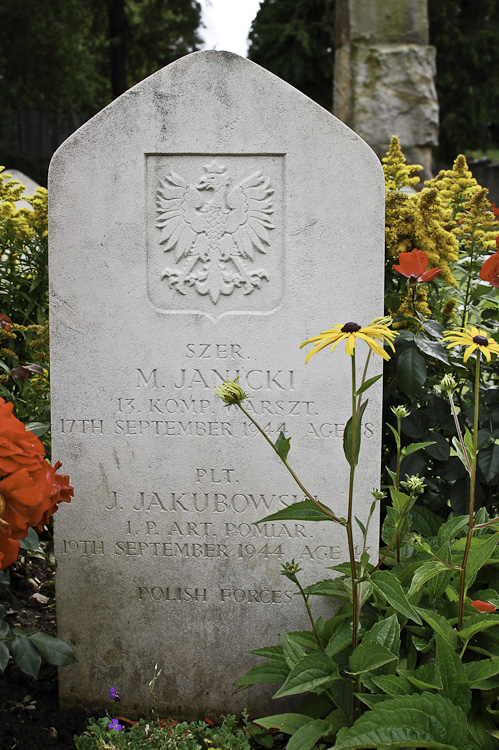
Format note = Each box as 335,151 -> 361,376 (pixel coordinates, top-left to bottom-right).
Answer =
442,323 -> 499,362
301,321 -> 397,363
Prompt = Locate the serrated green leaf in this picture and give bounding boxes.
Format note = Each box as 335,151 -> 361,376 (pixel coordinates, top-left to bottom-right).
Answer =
370,674 -> 415,696
273,653 -> 338,699
287,719 -> 334,750
408,561 -> 452,599
355,374 -> 382,396
464,658 -> 499,688
349,642 -> 397,675
0,642 -> 9,671
257,499 -> 338,525
465,534 -> 499,587
325,620 -> 352,657
362,613 -> 400,656
334,691 -> 467,749
435,634 -> 471,714
28,631 -> 76,666
416,608 -> 458,649
459,614 -> 499,645
234,661 -> 290,691
250,646 -> 286,662
24,421 -> 50,437
343,400 -> 368,467
255,714 -> 316,735
371,571 -> 422,624
304,578 -> 350,600
398,663 -> 443,691
389,487 -> 412,513
280,631 -> 306,668
275,432 -> 291,463
12,636 -> 41,678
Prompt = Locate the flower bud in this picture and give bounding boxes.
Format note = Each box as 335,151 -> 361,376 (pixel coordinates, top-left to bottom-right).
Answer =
440,374 -> 457,392
214,377 -> 247,405
401,475 -> 425,494
371,488 -> 386,501
391,405 -> 410,419
281,559 -> 301,583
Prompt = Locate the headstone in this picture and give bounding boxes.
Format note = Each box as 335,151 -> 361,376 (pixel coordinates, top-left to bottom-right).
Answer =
49,51 -> 384,718
334,0 -> 438,178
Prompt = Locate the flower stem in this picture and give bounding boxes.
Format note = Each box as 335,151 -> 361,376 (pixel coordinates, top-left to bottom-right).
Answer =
457,354 -> 481,629
236,404 -> 344,525
294,577 -> 326,653
347,354 -> 359,653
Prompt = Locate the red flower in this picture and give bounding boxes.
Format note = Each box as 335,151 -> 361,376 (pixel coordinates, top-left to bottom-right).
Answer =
0,468 -> 44,538
0,521 -> 20,569
0,314 -> 12,331
470,600 -> 497,612
0,399 -> 45,475
479,237 -> 499,288
393,249 -> 442,283
31,459 -> 74,533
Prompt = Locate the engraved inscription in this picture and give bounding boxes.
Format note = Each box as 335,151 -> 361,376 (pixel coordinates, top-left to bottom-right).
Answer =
157,160 -> 274,303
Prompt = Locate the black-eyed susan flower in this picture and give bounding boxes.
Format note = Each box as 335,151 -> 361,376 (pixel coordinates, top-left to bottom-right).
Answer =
442,323 -> 499,362
301,320 -> 397,363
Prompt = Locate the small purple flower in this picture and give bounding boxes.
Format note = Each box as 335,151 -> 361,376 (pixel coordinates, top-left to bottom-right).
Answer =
109,686 -> 121,702
108,718 -> 123,732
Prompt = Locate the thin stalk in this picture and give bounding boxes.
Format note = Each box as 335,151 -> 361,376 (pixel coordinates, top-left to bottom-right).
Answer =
237,404 -> 345,525
457,354 -> 481,630
295,578 -> 326,653
347,354 -> 359,647
460,240 -> 477,329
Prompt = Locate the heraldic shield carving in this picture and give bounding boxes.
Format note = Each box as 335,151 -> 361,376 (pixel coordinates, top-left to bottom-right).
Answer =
146,154 -> 284,318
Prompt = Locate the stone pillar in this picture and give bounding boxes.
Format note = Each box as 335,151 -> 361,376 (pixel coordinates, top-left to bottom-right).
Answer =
334,0 -> 438,178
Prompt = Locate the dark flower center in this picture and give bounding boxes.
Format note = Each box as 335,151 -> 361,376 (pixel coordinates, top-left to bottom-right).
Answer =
408,274 -> 418,284
341,322 -> 361,333
473,335 -> 489,346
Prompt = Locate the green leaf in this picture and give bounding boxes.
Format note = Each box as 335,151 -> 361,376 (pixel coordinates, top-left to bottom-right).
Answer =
287,720 -> 334,750
401,440 -> 436,458
408,561 -> 452,599
435,634 -> 471,714
257,500 -> 339,525
250,646 -> 286,662
387,422 -> 401,448
234,661 -> 290,691
19,527 -> 40,551
255,714 -> 316,735
414,333 -> 449,364
371,571 -> 422,624
464,658 -> 499,688
479,443 -> 499,483
416,608 -> 458,649
343,400 -> 368,468
273,653 -> 338,699
275,432 -> 291,463
396,347 -> 427,399
361,613 -> 400,656
280,631 -> 306,668
458,614 -> 499,645
0,642 -> 9,671
398,663 -> 443,691
12,636 -> 41,678
355,374 -> 382,396
334,692 -> 468,749
349,642 -> 397,675
325,620 -> 353,656
370,674 -> 415,696
465,534 -> 499,587
28,631 -> 76,666
304,578 -> 350,600
452,436 -> 472,475
24,421 -> 50,437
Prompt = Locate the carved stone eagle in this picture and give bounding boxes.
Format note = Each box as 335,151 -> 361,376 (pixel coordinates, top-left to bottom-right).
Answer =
156,160 -> 274,303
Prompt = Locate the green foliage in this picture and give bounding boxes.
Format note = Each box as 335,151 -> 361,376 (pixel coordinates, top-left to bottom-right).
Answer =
74,713 -> 255,750
248,0 -> 335,111
0,586 -> 75,678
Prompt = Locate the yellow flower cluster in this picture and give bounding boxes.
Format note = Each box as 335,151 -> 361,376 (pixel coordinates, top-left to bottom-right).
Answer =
426,156 -> 499,254
384,139 -> 459,287
0,167 -> 48,246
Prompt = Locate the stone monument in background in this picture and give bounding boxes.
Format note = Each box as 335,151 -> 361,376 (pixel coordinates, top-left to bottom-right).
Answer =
334,0 -> 438,178
49,51 -> 385,718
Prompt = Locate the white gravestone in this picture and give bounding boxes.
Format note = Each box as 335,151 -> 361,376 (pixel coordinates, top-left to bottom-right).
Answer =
49,51 -> 384,718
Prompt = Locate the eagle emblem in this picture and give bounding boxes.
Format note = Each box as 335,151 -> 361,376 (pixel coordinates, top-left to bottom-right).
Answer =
156,160 -> 274,304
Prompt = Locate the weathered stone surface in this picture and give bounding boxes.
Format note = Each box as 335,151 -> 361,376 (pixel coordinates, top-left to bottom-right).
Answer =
49,51 -> 384,719
334,0 -> 438,178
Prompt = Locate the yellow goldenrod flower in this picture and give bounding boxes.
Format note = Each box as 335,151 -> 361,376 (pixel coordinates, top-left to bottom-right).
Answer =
301,321 -> 397,363
215,377 -> 247,405
442,324 -> 499,362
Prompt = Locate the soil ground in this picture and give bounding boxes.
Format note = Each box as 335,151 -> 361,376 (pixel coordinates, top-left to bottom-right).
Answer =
0,556 -> 93,750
